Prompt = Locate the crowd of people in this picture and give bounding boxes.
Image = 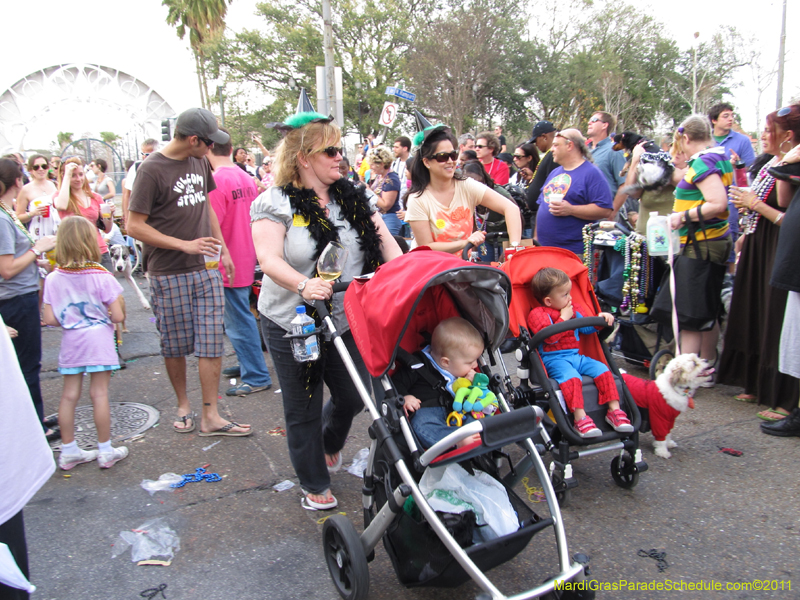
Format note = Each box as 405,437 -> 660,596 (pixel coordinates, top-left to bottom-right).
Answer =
3,98 -> 800,597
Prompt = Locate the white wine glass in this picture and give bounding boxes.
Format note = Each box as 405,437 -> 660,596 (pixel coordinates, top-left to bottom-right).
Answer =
317,241 -> 348,282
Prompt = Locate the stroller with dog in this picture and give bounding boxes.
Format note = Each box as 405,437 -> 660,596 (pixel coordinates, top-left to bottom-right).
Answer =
496,246 -> 648,506
312,249 -> 593,600
582,221 -> 675,380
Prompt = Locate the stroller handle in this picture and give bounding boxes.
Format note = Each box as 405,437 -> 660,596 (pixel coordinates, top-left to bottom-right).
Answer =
528,316 -> 609,349
460,231 -> 509,260
313,280 -> 351,319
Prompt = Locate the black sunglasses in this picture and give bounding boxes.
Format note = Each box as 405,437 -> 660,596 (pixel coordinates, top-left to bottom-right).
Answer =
512,154 -> 527,160
474,144 -> 488,149
320,146 -> 342,158
431,151 -> 458,163
777,106 -> 796,118
31,164 -> 48,171
198,136 -> 215,148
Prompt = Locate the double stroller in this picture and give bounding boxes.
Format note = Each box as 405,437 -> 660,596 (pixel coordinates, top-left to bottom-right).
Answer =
315,249 -> 593,600
497,246 -> 648,505
582,222 -> 675,380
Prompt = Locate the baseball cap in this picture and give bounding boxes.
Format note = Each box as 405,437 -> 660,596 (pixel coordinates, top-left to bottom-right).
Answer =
174,108 -> 230,144
527,121 -> 557,143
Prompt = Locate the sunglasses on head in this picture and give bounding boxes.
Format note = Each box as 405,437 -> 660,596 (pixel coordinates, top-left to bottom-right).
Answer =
320,146 -> 342,158
431,151 -> 458,163
197,136 -> 214,148
31,164 -> 48,171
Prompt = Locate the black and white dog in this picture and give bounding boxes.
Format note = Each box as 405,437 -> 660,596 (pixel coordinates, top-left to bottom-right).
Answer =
613,131 -> 674,192
108,243 -> 151,311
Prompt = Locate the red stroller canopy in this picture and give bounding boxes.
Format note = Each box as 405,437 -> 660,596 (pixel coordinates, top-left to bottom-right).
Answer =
344,248 -> 511,377
500,246 -> 605,361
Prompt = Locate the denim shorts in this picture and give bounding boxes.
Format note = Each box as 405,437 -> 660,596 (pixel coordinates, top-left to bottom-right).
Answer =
149,269 -> 224,358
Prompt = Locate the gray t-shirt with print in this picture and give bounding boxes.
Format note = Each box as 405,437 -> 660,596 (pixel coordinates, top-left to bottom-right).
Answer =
251,185 -> 375,333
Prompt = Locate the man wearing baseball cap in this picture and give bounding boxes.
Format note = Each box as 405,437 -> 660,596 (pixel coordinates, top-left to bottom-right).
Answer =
525,121 -> 558,230
128,108 -> 253,438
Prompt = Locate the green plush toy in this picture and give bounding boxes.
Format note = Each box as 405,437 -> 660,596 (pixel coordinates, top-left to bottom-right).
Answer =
451,373 -> 497,416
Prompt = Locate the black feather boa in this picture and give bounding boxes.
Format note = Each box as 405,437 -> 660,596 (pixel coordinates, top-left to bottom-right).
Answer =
281,178 -> 385,397
281,178 -> 384,273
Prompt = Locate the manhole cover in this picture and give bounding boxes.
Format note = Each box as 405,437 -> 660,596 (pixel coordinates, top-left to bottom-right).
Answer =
47,402 -> 160,451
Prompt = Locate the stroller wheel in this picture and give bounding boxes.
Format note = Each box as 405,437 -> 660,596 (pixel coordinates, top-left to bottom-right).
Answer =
551,471 -> 572,507
322,514 -> 370,600
649,348 -> 674,380
610,452 -> 639,489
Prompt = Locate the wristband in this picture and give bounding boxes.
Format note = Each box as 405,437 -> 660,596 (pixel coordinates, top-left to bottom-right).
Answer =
774,213 -> 785,225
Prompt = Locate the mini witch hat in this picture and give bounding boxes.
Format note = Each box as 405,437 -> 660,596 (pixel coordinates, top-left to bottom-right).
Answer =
411,109 -> 449,147
296,88 -> 316,114
266,88 -> 332,136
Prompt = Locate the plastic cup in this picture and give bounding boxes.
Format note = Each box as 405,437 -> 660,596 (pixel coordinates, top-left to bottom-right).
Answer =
549,193 -> 564,213
100,203 -> 112,219
204,245 -> 221,270
32,198 -> 50,218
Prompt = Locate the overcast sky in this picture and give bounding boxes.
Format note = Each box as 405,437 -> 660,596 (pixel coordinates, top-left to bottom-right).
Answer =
1,0 -> 797,150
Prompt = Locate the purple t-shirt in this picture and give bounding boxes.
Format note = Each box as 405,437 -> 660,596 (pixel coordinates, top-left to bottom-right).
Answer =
43,268 -> 123,369
536,161 -> 612,256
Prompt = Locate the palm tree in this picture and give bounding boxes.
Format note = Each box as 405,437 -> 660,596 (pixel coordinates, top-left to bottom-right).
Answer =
57,131 -> 73,151
163,0 -> 232,109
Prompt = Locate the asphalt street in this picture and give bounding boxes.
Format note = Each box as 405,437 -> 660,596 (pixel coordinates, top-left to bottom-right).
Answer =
24,274 -> 800,600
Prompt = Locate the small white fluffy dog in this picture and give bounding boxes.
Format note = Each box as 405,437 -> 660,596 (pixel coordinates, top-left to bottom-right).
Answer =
622,353 -> 713,458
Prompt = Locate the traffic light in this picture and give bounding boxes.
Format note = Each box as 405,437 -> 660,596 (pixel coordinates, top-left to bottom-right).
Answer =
161,119 -> 171,141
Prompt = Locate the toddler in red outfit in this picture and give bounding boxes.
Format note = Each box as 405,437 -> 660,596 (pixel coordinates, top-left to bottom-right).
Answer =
527,267 -> 633,438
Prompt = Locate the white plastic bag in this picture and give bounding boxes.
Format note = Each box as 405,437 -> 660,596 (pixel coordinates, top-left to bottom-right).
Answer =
0,543 -> 34,592
347,448 -> 370,478
418,463 -> 519,539
140,473 -> 184,495
111,518 -> 180,562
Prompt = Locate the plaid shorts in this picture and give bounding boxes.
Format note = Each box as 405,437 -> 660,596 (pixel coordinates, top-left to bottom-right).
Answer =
149,269 -> 224,358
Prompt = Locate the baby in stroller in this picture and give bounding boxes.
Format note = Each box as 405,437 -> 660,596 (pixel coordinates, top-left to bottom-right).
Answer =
393,317 -> 494,449
527,267 -> 633,438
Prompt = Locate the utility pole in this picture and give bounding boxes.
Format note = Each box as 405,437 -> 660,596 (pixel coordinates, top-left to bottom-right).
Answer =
692,32 -> 699,113
217,86 -> 225,127
322,0 -> 336,119
776,0 -> 786,108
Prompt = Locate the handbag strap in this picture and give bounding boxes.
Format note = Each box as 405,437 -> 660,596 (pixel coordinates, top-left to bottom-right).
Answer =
684,208 -> 712,261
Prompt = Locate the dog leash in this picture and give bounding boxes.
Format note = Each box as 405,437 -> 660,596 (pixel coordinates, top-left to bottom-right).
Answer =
666,227 -> 681,357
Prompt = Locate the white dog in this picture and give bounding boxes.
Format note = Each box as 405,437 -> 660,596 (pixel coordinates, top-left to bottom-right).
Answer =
108,243 -> 151,311
622,353 -> 713,458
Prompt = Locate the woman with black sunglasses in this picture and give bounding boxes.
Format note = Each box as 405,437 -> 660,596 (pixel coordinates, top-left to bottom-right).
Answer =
251,111 -> 402,512
16,155 -> 58,239
406,125 -> 521,254
510,143 -> 540,188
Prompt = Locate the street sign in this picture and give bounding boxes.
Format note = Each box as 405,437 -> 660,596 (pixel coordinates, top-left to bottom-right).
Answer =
395,89 -> 416,102
384,86 -> 416,103
379,102 -> 399,127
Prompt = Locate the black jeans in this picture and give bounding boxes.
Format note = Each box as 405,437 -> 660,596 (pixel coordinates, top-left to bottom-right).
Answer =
0,292 -> 43,426
261,318 -> 369,494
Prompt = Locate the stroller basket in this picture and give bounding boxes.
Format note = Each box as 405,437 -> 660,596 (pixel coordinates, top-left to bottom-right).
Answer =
378,470 -> 551,588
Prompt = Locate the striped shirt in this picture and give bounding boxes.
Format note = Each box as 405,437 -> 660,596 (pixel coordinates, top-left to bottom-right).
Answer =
673,147 -> 732,242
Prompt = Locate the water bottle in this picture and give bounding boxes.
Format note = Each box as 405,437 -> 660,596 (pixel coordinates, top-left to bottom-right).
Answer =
646,212 -> 680,256
290,306 -> 320,362
734,158 -> 748,187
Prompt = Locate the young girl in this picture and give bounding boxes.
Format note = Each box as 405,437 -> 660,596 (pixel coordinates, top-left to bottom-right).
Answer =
42,216 -> 128,470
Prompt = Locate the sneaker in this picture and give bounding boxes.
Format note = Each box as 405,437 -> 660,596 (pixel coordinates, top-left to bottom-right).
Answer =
605,409 -> 634,433
225,382 -> 271,396
98,446 -> 129,469
59,448 -> 99,471
222,365 -> 241,377
574,416 -> 602,438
